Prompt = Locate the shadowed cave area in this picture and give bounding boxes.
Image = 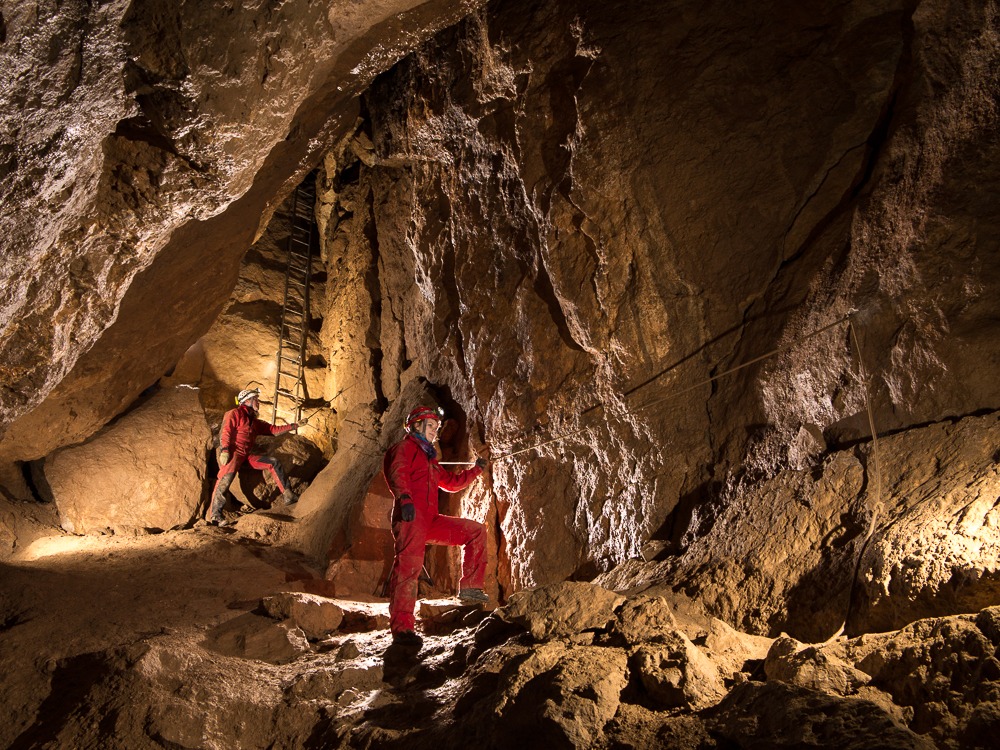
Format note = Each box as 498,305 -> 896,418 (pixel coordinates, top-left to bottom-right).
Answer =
2,0 -> 1000,747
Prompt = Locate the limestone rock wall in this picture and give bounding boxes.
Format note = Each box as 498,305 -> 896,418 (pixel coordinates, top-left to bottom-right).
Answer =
2,0 -> 998,645
311,0 -> 999,599
600,413 -> 1000,641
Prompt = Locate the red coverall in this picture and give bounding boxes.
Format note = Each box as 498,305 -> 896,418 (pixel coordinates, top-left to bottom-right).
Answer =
383,434 -> 486,634
208,404 -> 296,519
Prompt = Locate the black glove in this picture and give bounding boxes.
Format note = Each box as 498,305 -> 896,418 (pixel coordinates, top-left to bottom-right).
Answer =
401,503 -> 415,522
475,457 -> 488,470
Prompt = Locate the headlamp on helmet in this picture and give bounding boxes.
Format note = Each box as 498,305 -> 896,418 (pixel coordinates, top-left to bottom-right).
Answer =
404,405 -> 444,432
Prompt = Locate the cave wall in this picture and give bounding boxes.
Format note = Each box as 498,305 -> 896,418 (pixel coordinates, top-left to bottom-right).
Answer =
311,0 -> 998,598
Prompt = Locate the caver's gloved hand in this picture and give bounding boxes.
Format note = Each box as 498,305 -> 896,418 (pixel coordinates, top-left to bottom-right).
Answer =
475,457 -> 488,470
399,494 -> 415,522
220,449 -> 231,466
297,416 -> 309,427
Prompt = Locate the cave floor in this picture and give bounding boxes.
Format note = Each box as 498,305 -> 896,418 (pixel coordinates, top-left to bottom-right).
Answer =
0,524 -> 490,749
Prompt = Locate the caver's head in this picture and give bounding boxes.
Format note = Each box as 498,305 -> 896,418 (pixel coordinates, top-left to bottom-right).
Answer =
236,388 -> 261,413
404,405 -> 443,441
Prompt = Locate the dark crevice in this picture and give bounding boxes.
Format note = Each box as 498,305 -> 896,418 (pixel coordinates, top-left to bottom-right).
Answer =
363,188 -> 388,412
854,3 -> 919,194
20,460 -> 45,503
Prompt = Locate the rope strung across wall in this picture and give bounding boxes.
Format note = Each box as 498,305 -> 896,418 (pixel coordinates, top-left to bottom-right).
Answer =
480,311 -> 858,463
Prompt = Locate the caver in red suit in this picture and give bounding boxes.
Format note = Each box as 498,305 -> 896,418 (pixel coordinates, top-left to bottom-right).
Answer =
383,410 -> 486,636
207,390 -> 301,524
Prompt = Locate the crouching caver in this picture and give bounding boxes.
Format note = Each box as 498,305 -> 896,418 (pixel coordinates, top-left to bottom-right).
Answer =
206,388 -> 308,525
383,405 -> 489,647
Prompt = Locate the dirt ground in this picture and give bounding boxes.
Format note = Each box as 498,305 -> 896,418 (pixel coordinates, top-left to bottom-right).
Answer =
0,519 -> 317,746
0,509 -> 485,750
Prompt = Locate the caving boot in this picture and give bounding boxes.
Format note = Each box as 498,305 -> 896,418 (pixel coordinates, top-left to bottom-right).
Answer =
391,630 -> 423,648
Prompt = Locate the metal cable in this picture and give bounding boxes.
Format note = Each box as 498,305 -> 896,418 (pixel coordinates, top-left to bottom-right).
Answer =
492,312 -> 856,461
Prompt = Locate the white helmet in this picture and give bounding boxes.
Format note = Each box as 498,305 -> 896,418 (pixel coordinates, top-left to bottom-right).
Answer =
236,388 -> 260,406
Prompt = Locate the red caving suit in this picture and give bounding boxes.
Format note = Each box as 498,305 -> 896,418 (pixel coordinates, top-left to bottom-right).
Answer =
383,434 -> 485,634
208,404 -> 296,518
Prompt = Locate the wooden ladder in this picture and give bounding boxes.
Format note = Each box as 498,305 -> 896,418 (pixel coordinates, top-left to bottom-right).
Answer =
271,177 -> 316,427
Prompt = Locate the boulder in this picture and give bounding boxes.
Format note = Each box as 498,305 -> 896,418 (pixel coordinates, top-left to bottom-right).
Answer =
764,635 -> 870,695
205,612 -> 310,665
848,415 -> 1000,633
708,681 -> 937,750
498,582 -> 625,640
261,592 -> 344,640
609,595 -> 678,644
845,612 -> 1000,743
632,631 -> 727,710
43,387 -> 211,535
700,616 -> 774,678
493,644 -> 628,749
287,663 -> 385,702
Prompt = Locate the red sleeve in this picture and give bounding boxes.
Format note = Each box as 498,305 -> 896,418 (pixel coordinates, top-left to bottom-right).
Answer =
384,442 -> 415,499
260,420 -> 296,436
220,410 -> 237,452
436,463 -> 483,492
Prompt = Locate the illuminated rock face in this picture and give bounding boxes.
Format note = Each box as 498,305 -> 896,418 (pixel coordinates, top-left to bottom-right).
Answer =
314,0 -> 1000,613
42,387 -> 211,535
